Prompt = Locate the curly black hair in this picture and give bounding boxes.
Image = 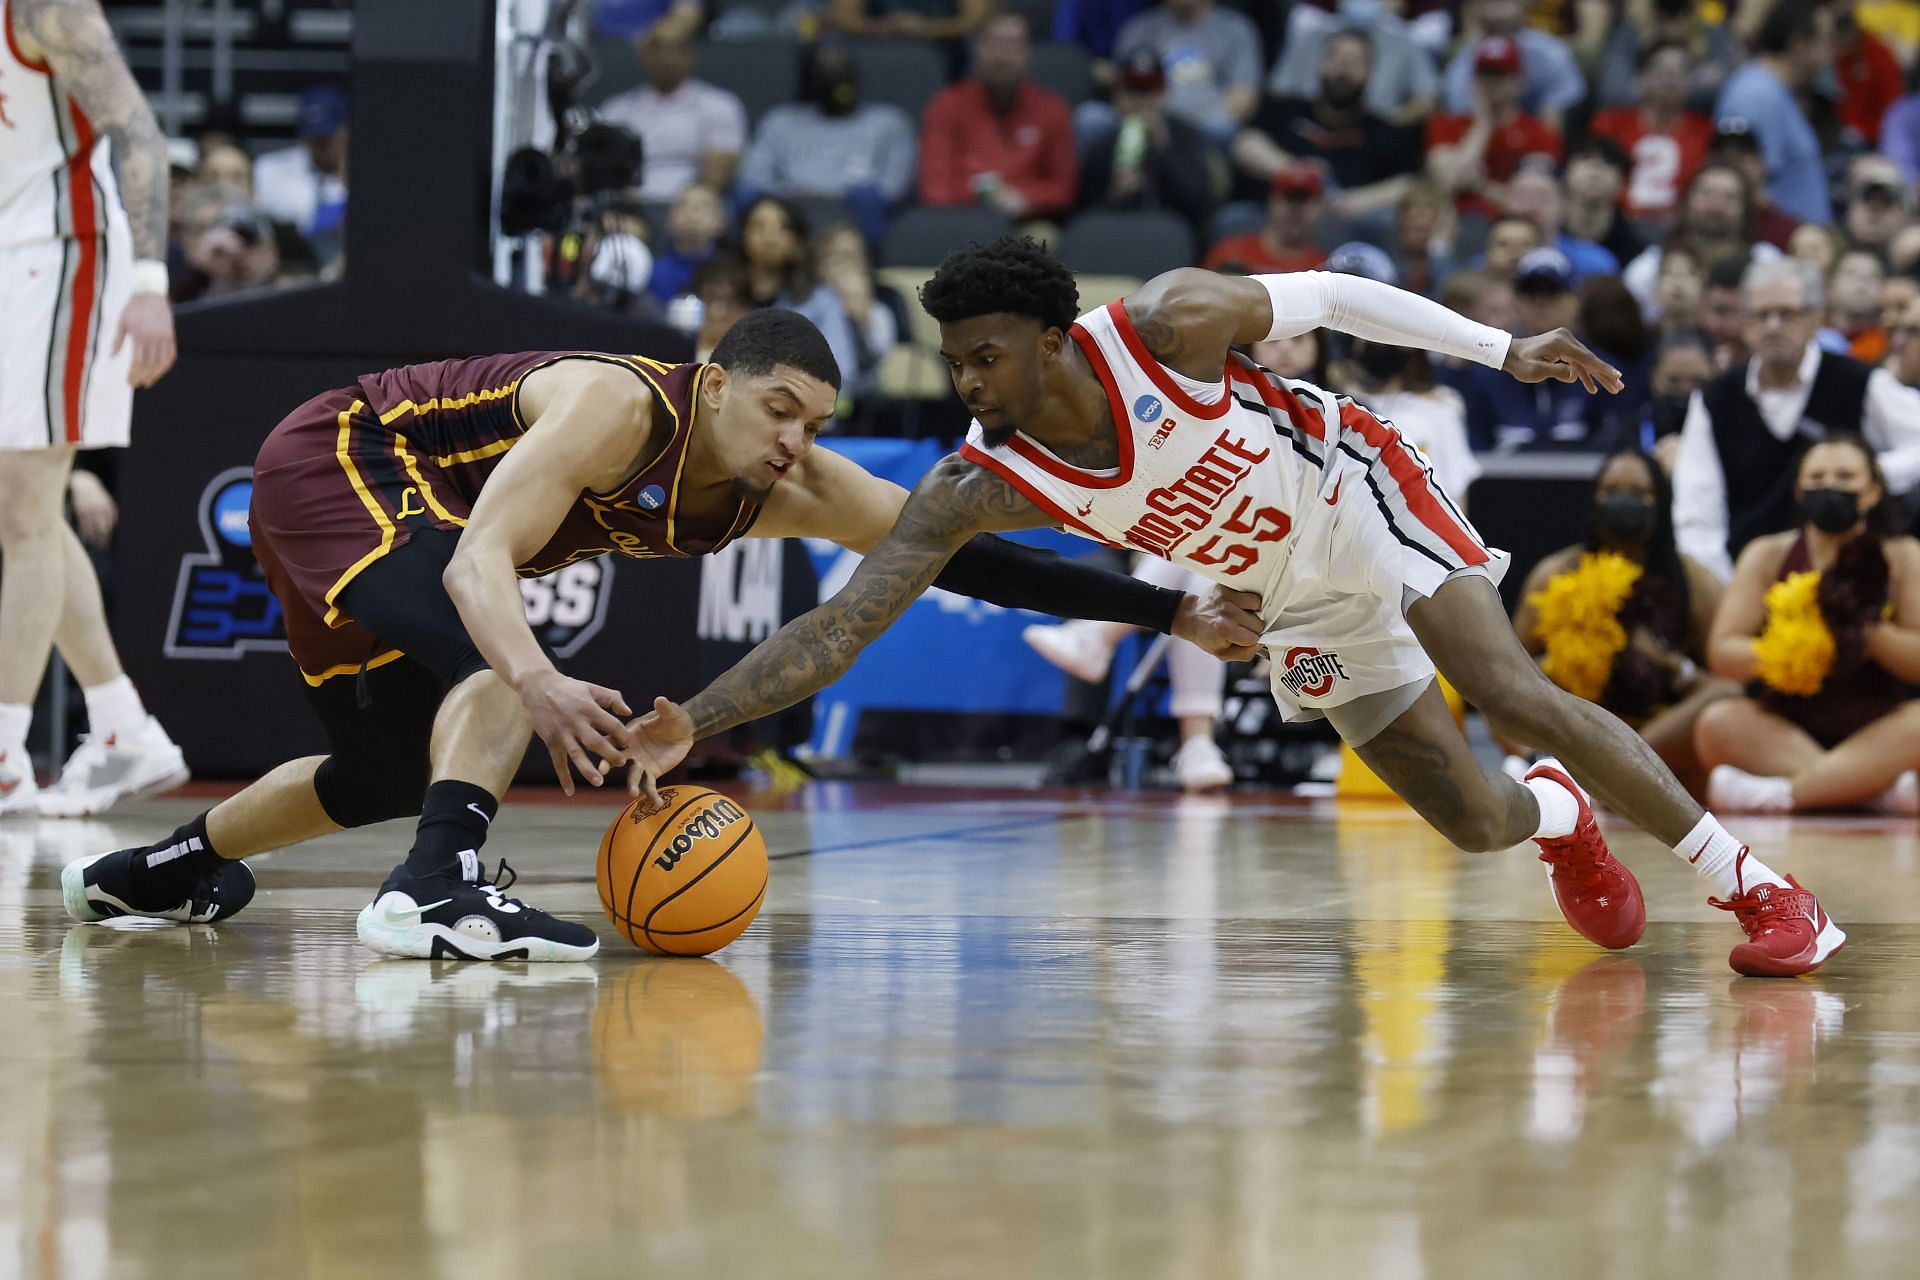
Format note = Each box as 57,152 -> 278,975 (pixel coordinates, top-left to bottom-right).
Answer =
919,235 -> 1079,333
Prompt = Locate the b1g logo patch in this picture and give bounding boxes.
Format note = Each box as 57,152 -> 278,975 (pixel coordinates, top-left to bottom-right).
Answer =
1133,394 -> 1164,423
1279,645 -> 1348,699
165,467 -> 287,660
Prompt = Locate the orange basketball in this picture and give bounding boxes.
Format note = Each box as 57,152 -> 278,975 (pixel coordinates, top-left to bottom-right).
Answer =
596,785 -> 768,955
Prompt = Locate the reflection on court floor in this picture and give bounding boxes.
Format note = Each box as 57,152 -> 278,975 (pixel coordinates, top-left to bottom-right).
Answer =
0,787 -> 1914,1279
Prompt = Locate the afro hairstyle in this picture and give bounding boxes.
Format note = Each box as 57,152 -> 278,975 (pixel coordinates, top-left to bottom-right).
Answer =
919,235 -> 1079,334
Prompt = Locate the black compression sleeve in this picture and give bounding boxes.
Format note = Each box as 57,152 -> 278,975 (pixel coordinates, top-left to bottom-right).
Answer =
930,535 -> 1184,633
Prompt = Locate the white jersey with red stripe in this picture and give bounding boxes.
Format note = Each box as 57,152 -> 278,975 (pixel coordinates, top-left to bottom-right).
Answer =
0,2 -> 127,249
961,299 -> 1508,718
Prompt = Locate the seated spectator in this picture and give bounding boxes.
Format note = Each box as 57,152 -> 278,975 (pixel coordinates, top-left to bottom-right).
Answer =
687,252 -> 753,361
252,85 -> 347,270
1442,0 -> 1587,128
1623,162 -> 1779,320
918,13 -> 1077,221
1654,241 -> 1707,335
1560,137 -> 1647,268
1458,248 -> 1593,449
1646,329 -> 1716,462
814,222 -> 900,402
1383,181 -> 1459,296
1588,40 -> 1715,224
1882,271 -> 1920,332
183,201 -> 285,299
1335,334 -> 1480,500
195,140 -> 253,201
1594,0 -> 1739,111
1513,449 -> 1733,799
1580,274 -> 1656,443
1714,0 -> 1834,227
1840,155 -> 1915,256
1830,249 -> 1891,363
1502,162 -> 1619,281
1052,0 -> 1153,64
1696,436 -> 1920,814
1481,212 -> 1546,282
1202,167 -> 1328,273
1231,29 -> 1423,222
1879,60 -> 1920,185
828,0 -> 993,42
1705,120 -> 1799,250
1425,36 -> 1562,219
1112,0 -> 1264,144
1892,223 -> 1920,276
648,182 -> 728,305
1789,222 -> 1845,278
596,26 -> 748,202
1701,254 -> 1751,369
1672,258 -> 1920,579
1265,0 -> 1440,127
1077,50 -> 1218,231
1833,0 -> 1904,146
1887,290 -> 1920,387
735,196 -> 866,394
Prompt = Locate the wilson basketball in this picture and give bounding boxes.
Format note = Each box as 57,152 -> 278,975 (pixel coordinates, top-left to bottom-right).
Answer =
596,786 -> 768,955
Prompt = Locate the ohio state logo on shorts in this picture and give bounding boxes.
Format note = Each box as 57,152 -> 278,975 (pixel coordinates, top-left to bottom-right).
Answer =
1279,645 -> 1348,699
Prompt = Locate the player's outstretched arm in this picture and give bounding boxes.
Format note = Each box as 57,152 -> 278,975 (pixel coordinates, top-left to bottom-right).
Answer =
625,455 -> 1034,797
15,0 -> 176,386
756,446 -> 1265,651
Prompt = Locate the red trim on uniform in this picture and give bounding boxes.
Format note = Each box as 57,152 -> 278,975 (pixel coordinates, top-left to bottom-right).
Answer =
958,441 -> 1125,547
1227,364 -> 1325,441
1104,300 -> 1231,421
1002,323 -> 1135,490
1337,400 -> 1488,565
58,99 -> 100,443
66,97 -> 100,241
5,0 -> 52,74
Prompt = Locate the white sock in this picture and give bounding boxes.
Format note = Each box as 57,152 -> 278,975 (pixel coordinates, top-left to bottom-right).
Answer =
1673,813 -> 1789,897
1525,773 -> 1581,839
0,702 -> 31,753
82,676 -> 147,741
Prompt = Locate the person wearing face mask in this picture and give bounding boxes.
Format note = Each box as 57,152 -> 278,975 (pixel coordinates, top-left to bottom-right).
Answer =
1672,257 -> 1920,580
1513,450 -> 1733,800
736,40 -> 916,242
1643,330 -> 1714,468
1694,435 -> 1920,813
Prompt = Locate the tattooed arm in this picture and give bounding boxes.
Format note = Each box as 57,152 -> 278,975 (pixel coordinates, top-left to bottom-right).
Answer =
622,454 -> 1044,797
13,0 -> 176,385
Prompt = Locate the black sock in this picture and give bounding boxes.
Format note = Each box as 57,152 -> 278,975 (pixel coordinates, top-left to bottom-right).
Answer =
128,811 -> 226,903
406,780 -> 498,876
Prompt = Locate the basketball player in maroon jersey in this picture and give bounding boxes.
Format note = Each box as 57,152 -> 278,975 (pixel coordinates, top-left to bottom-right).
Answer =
62,309 -> 1262,960
626,241 -> 1844,978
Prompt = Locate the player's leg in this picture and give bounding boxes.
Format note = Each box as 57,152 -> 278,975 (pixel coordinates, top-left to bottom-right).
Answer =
37,519 -> 189,816
1347,679 -> 1542,852
1408,573 -> 1844,975
0,445 -> 75,813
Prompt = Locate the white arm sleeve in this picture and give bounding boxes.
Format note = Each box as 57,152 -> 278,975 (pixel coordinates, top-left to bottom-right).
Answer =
1256,271 -> 1513,369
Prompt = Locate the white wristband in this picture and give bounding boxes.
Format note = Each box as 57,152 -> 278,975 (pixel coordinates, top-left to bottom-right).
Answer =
129,259 -> 169,297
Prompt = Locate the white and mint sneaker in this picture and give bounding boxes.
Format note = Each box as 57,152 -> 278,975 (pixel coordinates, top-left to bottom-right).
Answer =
355,855 -> 599,962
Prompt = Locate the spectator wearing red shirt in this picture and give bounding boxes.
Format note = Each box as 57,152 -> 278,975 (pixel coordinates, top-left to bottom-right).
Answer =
918,13 -> 1078,219
1834,0 -> 1904,144
1426,36 -> 1563,220
1589,40 -> 1715,222
1202,167 -> 1329,273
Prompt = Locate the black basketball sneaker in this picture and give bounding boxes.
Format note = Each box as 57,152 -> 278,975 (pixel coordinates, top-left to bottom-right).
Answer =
354,852 -> 600,962
62,846 -> 257,924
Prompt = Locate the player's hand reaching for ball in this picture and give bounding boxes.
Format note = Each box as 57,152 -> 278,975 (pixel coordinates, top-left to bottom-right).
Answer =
1502,328 -> 1624,395
515,669 -> 632,795
1172,587 -> 1264,662
624,697 -> 696,805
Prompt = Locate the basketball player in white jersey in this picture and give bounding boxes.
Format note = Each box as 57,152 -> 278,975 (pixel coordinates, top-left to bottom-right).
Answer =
626,237 -> 1846,979
0,0 -> 187,816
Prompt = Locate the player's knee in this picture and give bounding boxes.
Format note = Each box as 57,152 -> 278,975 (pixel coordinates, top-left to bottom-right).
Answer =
314,755 -> 428,828
0,492 -> 58,544
1439,803 -> 1515,854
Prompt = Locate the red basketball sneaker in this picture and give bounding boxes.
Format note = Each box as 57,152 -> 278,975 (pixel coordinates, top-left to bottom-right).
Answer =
1526,761 -> 1646,950
1710,856 -> 1846,977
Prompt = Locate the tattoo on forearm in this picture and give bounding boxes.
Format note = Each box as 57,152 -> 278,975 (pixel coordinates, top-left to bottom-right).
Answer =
684,457 -> 1035,737
17,0 -> 170,260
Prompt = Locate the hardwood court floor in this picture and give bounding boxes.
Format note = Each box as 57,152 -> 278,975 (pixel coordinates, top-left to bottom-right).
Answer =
0,785 -> 1915,1280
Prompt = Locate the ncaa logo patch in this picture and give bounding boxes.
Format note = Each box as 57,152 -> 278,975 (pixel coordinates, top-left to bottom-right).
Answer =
636,484 -> 668,511
1279,645 -> 1349,699
165,467 -> 286,661
1132,394 -> 1164,423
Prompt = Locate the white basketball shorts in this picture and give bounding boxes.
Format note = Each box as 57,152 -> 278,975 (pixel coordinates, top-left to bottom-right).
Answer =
0,228 -> 135,452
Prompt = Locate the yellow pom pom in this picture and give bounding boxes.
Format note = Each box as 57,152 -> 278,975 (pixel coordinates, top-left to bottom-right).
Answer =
1752,569 -> 1834,697
1528,552 -> 1642,703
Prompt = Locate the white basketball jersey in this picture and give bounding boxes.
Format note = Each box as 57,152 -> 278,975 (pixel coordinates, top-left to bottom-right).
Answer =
0,3 -> 127,248
961,301 -> 1345,604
